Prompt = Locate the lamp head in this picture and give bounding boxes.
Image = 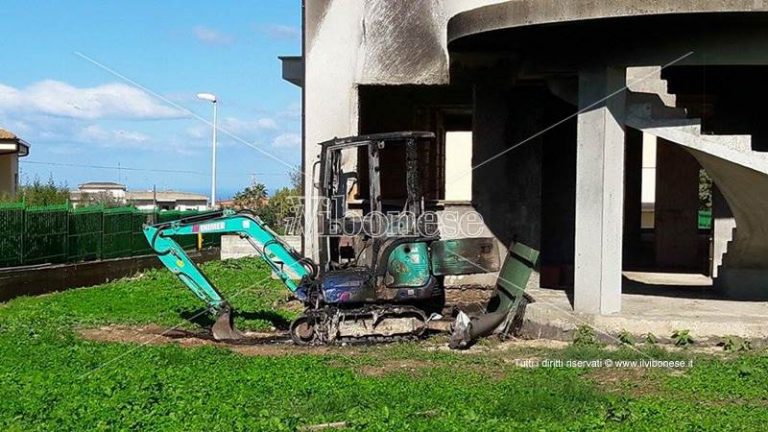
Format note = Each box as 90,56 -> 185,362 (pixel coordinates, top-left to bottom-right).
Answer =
196,92 -> 217,103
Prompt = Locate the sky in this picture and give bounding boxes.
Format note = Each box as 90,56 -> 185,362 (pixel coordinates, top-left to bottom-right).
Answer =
0,0 -> 302,199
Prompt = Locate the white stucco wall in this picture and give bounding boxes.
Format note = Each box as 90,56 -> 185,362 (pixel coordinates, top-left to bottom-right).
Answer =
0,154 -> 19,196
303,0 -> 506,258
133,201 -> 207,212
80,188 -> 126,201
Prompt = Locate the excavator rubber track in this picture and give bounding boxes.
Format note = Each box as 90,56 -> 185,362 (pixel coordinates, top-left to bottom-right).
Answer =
290,305 -> 431,345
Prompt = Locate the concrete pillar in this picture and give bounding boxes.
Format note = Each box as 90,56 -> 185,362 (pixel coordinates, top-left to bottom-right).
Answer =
623,127 -> 643,268
654,139 -> 701,270
574,66 -> 626,314
473,85 -> 543,255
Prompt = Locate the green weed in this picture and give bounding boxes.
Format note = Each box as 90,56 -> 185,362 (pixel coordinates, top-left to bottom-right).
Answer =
645,332 -> 658,345
723,336 -> 753,352
618,329 -> 635,346
573,324 -> 599,346
671,329 -> 694,347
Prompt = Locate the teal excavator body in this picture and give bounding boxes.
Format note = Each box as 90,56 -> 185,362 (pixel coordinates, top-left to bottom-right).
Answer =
144,132 -> 507,345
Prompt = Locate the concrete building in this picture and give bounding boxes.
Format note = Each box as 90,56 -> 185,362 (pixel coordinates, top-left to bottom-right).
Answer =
70,182 -> 127,207
287,1 -> 768,318
0,128 -> 29,196
127,190 -> 208,211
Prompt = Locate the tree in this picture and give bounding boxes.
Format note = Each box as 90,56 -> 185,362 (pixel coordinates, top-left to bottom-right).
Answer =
253,201 -> 278,227
233,181 -> 268,209
269,186 -> 302,234
699,168 -> 713,211
232,178 -> 304,234
8,176 -> 70,206
288,165 -> 303,192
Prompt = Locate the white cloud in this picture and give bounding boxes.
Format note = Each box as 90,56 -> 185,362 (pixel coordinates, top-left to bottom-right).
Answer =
272,132 -> 301,148
185,125 -> 208,140
186,116 -> 277,141
261,24 -> 300,40
194,26 -> 234,45
0,80 -> 185,120
278,102 -> 301,121
223,117 -> 277,133
77,125 -> 150,145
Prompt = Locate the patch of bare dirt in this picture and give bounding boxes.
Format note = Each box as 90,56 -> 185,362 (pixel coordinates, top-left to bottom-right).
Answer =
585,366 -> 665,397
356,359 -> 435,377
499,338 -> 570,350
77,325 -> 357,357
80,325 -> 170,345
445,287 -> 494,314
345,358 -> 509,381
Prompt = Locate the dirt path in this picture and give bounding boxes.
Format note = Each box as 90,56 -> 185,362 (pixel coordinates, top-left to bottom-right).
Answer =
78,325 -> 351,356
76,324 -> 540,358
78,323 -> 722,361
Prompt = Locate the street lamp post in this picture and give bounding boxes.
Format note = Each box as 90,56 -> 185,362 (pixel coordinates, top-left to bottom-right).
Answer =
197,92 -> 218,209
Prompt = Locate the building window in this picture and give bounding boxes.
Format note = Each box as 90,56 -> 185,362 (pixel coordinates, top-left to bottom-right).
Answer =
443,131 -> 472,202
641,133 -> 657,229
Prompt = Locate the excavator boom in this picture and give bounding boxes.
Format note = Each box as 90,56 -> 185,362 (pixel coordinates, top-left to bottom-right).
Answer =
143,210 -> 316,340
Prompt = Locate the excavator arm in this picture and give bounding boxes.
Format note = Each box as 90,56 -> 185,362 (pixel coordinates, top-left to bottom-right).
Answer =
143,209 -> 316,340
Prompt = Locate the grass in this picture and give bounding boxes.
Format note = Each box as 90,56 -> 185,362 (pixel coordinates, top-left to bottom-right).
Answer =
1,257 -> 768,430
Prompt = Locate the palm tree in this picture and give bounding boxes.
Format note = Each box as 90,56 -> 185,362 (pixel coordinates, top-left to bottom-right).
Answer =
233,181 -> 268,209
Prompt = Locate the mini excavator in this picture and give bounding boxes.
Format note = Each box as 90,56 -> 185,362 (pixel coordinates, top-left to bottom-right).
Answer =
144,132 -> 508,345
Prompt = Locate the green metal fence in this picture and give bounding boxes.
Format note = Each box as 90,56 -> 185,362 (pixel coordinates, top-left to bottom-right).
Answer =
24,205 -> 68,265
131,212 -> 154,256
102,207 -> 137,259
68,206 -> 103,262
0,205 -> 220,268
157,210 -> 198,250
698,209 -> 713,230
0,203 -> 24,267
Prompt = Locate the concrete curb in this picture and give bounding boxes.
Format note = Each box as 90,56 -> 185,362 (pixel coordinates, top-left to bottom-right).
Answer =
0,248 -> 220,302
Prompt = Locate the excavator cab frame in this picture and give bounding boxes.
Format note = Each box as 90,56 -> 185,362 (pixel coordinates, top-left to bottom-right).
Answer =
314,131 -> 436,273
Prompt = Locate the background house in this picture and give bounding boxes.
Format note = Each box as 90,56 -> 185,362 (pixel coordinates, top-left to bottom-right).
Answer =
0,128 -> 29,196
70,182 -> 127,207
127,190 -> 208,211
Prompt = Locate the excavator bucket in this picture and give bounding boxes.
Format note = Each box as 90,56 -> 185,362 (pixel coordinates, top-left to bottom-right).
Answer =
211,308 -> 245,341
450,241 -> 539,349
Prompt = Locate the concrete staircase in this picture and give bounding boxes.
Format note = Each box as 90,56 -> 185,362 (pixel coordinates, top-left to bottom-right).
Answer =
712,225 -> 736,278
625,67 -> 759,167
624,67 -> 768,298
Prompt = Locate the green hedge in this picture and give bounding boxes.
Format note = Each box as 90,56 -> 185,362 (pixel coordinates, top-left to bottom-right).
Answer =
0,205 -> 220,268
